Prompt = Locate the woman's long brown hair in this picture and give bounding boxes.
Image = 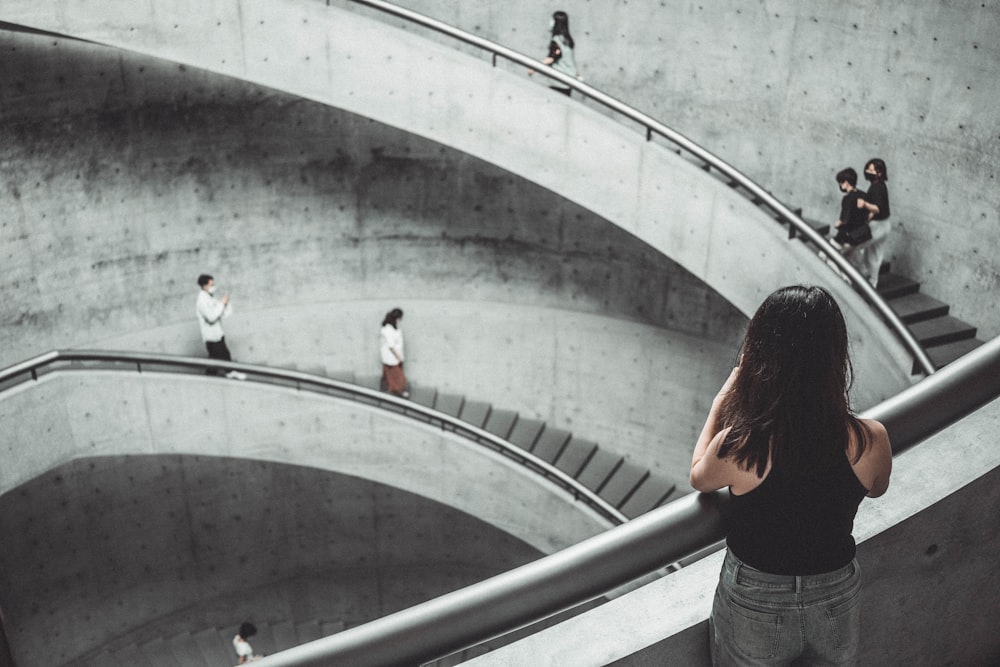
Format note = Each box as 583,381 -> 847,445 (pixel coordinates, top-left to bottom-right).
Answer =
717,286 -> 871,477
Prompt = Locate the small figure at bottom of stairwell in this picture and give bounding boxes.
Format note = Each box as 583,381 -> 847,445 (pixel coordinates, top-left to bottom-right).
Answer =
233,621 -> 262,663
380,307 -> 409,398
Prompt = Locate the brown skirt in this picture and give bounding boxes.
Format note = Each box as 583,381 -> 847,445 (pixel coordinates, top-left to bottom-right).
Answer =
382,363 -> 408,395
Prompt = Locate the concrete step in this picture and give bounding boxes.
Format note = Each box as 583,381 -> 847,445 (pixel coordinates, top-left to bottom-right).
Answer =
408,384 -> 437,407
619,473 -> 677,518
926,337 -> 985,369
876,272 -> 920,299
908,315 -> 977,347
507,417 -> 545,449
598,459 -> 647,507
531,425 -> 572,464
319,619 -> 346,638
887,292 -> 950,323
193,627 -> 233,666
483,408 -> 518,439
294,619 -> 323,644
554,437 -> 597,478
798,216 -> 831,239
576,448 -> 623,494
167,632 -> 207,666
458,400 -> 491,428
433,392 -> 465,417
270,620 -> 298,653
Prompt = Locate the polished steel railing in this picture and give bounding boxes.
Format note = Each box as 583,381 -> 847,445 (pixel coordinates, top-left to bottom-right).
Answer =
245,336 -> 1000,666
332,0 -> 935,376
0,350 -> 627,525
3,337 -> 996,667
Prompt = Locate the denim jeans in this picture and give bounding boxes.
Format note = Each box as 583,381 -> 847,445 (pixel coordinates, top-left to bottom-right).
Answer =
709,550 -> 862,666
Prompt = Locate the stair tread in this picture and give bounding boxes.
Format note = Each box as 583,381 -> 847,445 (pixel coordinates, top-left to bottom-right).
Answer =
167,633 -> 205,665
888,292 -> 950,323
908,315 -> 976,346
927,337 -> 985,369
876,272 -> 920,298
599,459 -> 647,506
531,426 -> 572,463
321,620 -> 346,635
193,627 -> 233,666
270,620 -> 298,653
408,384 -> 437,407
483,408 -> 518,439
577,448 -> 623,493
508,417 -> 545,449
458,400 -> 491,428
433,392 -> 465,417
619,475 -> 677,518
554,437 -> 597,477
294,619 -> 323,644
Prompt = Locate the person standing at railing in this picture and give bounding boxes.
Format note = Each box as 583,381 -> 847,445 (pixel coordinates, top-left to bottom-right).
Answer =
380,307 -> 409,398
528,11 -> 581,96
196,273 -> 246,380
856,158 -> 891,287
690,285 -> 892,666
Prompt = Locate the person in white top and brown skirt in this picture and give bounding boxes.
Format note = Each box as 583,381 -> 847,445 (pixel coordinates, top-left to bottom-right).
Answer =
380,308 -> 409,398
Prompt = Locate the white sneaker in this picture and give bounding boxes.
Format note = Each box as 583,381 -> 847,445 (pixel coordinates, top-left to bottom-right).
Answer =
226,370 -> 247,380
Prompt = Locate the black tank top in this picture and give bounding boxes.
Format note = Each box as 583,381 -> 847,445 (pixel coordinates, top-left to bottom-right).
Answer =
723,453 -> 867,575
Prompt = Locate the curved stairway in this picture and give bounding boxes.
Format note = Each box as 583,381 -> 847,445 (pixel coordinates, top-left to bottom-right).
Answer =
790,214 -> 985,371
283,366 -> 683,522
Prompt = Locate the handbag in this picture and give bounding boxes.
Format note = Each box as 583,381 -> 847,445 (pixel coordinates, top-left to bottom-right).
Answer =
840,223 -> 872,245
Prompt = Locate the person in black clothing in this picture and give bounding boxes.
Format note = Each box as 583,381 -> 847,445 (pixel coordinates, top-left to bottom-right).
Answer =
690,285 -> 892,666
832,167 -> 870,246
857,158 -> 891,286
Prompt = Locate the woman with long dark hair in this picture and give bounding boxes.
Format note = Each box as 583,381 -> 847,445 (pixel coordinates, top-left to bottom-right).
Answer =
690,285 -> 892,665
380,307 -> 409,398
533,10 -> 580,96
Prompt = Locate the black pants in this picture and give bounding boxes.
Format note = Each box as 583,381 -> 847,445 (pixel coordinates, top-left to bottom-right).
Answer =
205,337 -> 232,375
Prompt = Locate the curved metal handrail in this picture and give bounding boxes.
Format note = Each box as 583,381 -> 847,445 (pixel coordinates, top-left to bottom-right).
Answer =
0,350 -> 627,525
250,335 -> 1000,666
337,0 -> 935,376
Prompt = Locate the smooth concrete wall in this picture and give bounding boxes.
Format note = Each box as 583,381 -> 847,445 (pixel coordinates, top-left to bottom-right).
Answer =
0,0 -> 916,409
0,370 -> 608,665
377,0 -> 1000,340
95,300 -> 733,487
0,26 -> 748,486
0,455 -> 543,667
463,396 -> 1000,666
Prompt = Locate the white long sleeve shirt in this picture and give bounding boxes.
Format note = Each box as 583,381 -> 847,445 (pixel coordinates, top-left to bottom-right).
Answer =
196,289 -> 231,342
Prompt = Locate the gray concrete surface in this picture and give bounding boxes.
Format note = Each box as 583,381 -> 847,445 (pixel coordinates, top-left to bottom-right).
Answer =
376,0 -> 1000,342
0,454 -> 544,667
0,0 -> 916,408
463,395 -> 1000,666
0,370 -> 612,666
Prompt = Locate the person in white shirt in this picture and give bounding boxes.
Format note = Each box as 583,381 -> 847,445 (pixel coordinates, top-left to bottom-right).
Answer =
232,621 -> 261,663
196,273 -> 245,379
380,307 -> 409,398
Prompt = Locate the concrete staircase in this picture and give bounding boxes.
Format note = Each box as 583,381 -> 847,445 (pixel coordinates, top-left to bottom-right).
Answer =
292,367 -> 683,522
74,618 -> 346,667
795,216 -> 985,371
